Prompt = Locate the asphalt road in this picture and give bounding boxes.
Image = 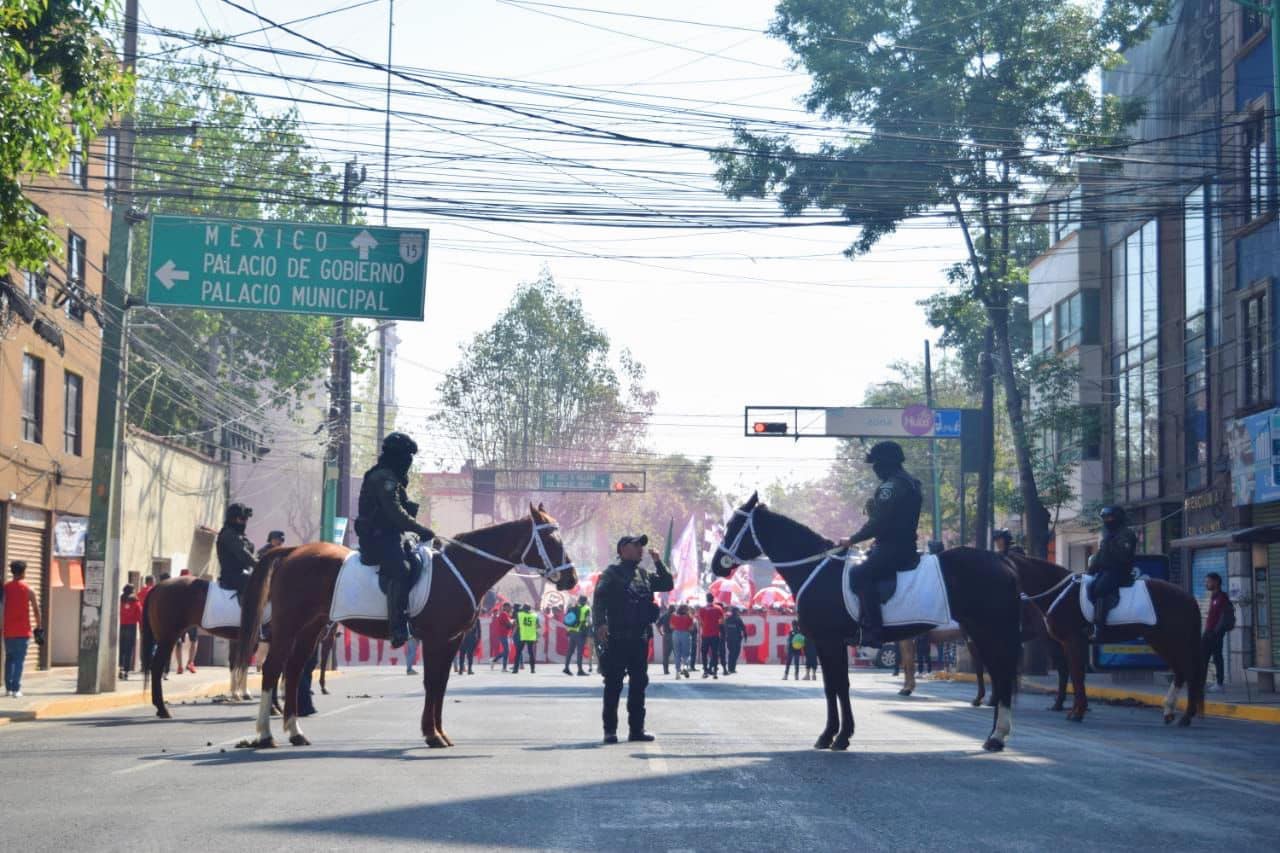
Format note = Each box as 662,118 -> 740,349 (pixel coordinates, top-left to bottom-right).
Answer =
5,664 -> 1277,852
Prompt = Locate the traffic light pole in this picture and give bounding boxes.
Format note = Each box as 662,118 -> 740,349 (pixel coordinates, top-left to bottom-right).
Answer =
77,0 -> 137,694
924,341 -> 942,546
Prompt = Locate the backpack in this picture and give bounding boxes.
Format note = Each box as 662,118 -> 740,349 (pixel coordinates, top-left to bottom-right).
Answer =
790,632 -> 805,650
1221,597 -> 1236,633
564,608 -> 578,627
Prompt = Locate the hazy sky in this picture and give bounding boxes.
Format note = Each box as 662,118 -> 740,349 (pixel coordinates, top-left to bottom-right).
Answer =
139,0 -> 966,493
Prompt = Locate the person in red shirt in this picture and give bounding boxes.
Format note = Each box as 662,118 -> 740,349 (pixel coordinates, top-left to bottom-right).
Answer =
119,584 -> 142,680
491,602 -> 515,672
669,605 -> 694,677
1202,572 -> 1232,693
697,592 -> 725,679
4,560 -> 43,697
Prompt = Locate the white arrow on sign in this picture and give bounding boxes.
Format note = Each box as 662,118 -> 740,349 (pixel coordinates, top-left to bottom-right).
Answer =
350,230 -> 378,260
154,259 -> 190,290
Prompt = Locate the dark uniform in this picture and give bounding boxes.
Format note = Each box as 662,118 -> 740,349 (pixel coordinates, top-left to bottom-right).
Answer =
216,503 -> 256,596
992,529 -> 1025,557
593,535 -> 673,742
848,441 -> 923,646
1086,506 -> 1137,638
354,433 -> 434,648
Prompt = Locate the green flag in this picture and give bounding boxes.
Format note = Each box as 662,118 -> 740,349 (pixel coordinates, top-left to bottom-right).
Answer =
662,518 -> 675,564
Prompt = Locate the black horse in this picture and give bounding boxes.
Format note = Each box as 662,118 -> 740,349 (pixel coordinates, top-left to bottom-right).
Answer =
714,494 -> 1023,752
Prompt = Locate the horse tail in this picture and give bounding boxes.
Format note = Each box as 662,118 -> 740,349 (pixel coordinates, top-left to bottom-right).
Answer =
235,546 -> 294,672
140,589 -> 156,688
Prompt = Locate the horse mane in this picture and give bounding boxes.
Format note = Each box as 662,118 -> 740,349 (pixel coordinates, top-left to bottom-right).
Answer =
755,505 -> 835,552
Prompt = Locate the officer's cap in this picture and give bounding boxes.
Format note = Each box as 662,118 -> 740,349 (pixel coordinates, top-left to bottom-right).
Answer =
616,534 -> 648,552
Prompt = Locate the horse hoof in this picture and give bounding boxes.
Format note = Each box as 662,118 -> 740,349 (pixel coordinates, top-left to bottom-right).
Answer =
1163,714 -> 1175,725
156,707 -> 171,719
830,738 -> 850,752
982,738 -> 1005,752
426,737 -> 447,749
970,698 -> 982,708
898,688 -> 913,697
289,734 -> 311,747
320,688 -> 330,696
1177,716 -> 1192,728
235,736 -> 275,749
814,735 -> 834,750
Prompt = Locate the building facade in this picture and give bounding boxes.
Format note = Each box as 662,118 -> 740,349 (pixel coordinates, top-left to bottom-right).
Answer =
0,134 -> 113,672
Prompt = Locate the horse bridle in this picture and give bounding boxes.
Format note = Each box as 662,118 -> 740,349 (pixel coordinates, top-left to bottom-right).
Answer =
716,506 -> 765,569
433,517 -> 574,612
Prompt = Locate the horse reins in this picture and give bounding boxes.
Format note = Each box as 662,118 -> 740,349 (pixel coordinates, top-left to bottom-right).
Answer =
716,504 -> 846,606
433,517 -> 573,612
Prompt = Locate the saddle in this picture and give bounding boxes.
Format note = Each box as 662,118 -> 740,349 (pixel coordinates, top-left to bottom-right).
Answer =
841,554 -> 950,629
1078,577 -> 1157,627
871,554 -> 920,604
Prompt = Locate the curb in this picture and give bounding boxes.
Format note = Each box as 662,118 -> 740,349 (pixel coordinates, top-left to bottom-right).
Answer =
934,671 -> 1280,725
0,674 -> 264,727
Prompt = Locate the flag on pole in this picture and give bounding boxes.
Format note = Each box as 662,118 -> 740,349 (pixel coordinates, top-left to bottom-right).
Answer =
672,516 -> 701,603
662,518 -> 675,565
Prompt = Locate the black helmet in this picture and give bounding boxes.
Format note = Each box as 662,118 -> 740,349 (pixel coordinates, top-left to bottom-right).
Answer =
993,528 -> 1013,543
865,440 -> 906,467
1099,505 -> 1126,525
382,432 -> 418,456
226,503 -> 253,522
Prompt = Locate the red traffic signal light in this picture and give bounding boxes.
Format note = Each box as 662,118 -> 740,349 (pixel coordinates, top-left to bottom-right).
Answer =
753,422 -> 788,435
613,482 -> 641,492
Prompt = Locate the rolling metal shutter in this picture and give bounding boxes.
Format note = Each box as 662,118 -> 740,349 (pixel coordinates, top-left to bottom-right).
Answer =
1256,502 -> 1280,662
7,506 -> 49,672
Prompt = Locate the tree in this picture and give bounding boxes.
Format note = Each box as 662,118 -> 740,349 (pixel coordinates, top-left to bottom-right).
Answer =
125,56 -> 361,441
588,454 -> 720,568
433,268 -> 656,531
1,0 -> 132,273
714,0 -> 1169,556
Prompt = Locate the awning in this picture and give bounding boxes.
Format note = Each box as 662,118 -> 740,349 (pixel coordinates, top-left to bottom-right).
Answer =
1170,524 -> 1280,549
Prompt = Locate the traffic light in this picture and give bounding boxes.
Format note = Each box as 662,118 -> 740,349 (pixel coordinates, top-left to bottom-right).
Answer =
613,482 -> 641,493
752,422 -> 788,435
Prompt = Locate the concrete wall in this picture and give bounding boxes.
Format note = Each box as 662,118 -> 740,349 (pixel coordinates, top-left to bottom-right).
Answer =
121,429 -> 225,579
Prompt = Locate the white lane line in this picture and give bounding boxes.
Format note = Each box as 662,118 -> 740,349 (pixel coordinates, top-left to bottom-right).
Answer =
113,696 -> 382,775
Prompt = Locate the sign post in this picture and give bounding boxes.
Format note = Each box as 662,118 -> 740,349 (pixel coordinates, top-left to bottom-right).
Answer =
146,214 -> 428,321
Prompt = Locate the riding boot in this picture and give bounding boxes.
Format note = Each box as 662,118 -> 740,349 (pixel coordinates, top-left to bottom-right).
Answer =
386,575 -> 409,649
859,594 -> 884,648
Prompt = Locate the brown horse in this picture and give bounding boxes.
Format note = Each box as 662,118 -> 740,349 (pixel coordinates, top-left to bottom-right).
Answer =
140,576 -> 257,718
967,592 -> 1073,711
1010,555 -> 1205,725
234,505 -> 576,749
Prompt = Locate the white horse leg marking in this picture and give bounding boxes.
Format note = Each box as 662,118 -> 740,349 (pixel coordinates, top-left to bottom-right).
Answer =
255,689 -> 274,741
1163,680 -> 1179,717
995,703 -> 1013,743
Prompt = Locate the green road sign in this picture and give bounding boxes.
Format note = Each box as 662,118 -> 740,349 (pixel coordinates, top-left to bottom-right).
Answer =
145,214 -> 428,320
538,471 -> 613,492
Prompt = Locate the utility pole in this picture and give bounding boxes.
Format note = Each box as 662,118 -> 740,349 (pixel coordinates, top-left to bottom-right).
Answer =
974,327 -> 995,550
924,340 -> 942,546
323,159 -> 365,543
377,0 -> 395,445
77,0 -> 137,694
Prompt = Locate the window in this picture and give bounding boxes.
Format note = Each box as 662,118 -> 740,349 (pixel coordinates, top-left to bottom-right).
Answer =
1243,7 -> 1267,43
1245,113 -> 1273,222
21,354 -> 44,444
1111,221 -> 1161,499
1051,187 -> 1081,244
1032,312 -> 1053,353
68,138 -> 88,189
66,231 -> 86,322
1242,288 -> 1270,408
1184,186 -> 1211,490
23,268 -> 46,304
1056,292 -> 1083,351
63,372 -> 83,456
104,133 -> 117,205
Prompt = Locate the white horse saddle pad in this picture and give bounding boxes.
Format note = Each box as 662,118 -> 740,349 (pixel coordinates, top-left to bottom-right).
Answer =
201,581 -> 271,631
1080,577 -> 1156,627
330,546 -> 434,623
842,553 -> 951,628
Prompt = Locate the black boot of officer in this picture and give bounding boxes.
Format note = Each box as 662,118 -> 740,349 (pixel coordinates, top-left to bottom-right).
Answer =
1087,506 -> 1137,641
355,432 -> 434,649
839,441 -> 923,648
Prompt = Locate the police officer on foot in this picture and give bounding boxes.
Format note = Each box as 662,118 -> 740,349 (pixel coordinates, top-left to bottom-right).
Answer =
354,432 -> 435,649
837,441 -> 923,648
594,534 -> 673,744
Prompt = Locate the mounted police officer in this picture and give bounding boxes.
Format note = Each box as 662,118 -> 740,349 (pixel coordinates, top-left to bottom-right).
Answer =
216,503 -> 256,598
838,441 -> 922,648
354,432 -> 435,649
1086,505 -> 1137,639
992,529 -> 1025,557
593,534 -> 673,744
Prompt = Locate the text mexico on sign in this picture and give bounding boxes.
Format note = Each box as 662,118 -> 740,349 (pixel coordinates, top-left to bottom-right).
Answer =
145,215 -> 428,321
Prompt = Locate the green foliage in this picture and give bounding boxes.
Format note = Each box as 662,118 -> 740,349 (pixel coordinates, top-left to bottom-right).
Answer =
434,269 -> 656,530
0,0 -> 132,272
125,56 -> 361,438
1024,351 -> 1092,524
587,454 -> 719,568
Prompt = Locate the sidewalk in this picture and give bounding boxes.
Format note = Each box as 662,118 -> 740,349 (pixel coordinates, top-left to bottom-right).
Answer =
0,666 -> 262,726
936,670 -> 1280,724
